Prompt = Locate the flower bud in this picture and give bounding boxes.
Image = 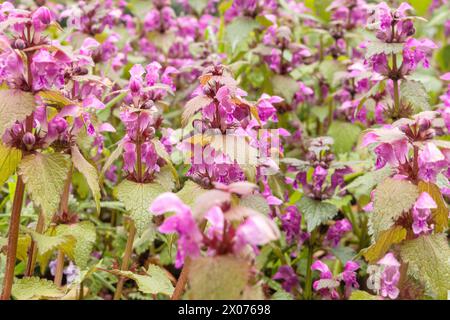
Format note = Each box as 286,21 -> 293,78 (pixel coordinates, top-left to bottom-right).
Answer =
33,7 -> 52,25
129,78 -> 141,95
22,132 -> 35,147
49,117 -> 68,134
13,39 -> 26,50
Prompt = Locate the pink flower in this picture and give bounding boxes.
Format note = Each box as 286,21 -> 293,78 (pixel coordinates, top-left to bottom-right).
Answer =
325,219 -> 352,247
256,94 -> 282,124
311,261 -> 339,299
31,49 -> 67,91
411,192 -> 436,236
32,6 -> 53,32
363,127 -> 409,169
234,214 -> 280,252
401,38 -> 438,74
377,253 -> 401,299
150,193 -> 203,268
273,265 -> 299,293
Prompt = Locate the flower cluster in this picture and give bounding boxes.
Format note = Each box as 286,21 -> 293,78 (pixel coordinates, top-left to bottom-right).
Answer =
150,184 -> 280,268
311,260 -> 360,299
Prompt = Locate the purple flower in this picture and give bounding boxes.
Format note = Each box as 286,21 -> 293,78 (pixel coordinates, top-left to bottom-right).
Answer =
234,214 -> 280,252
32,6 -> 53,32
377,253 -> 401,299
311,260 -> 340,299
31,49 -> 67,91
273,265 -> 299,293
411,192 -> 436,236
340,261 -> 360,297
280,206 -> 302,245
150,193 -> 203,268
325,219 -> 352,247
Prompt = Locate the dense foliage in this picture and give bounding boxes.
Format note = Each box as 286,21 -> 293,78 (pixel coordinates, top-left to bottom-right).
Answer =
0,0 -> 449,300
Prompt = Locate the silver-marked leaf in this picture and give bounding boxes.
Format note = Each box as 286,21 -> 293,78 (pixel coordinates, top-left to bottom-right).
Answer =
0,89 -> 35,136
111,264 -> 174,296
187,255 -> 250,300
400,80 -> 430,111
12,277 -> 65,300
56,221 -> 96,269
181,95 -> 213,127
240,194 -> 270,215
26,229 -> 76,256
370,178 -> 418,238
117,180 -> 166,235
365,41 -> 404,59
19,153 -> 71,223
400,234 -> 450,299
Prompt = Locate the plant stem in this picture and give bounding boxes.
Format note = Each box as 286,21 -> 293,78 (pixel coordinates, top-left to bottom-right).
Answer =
53,165 -> 73,286
304,232 -> 315,300
0,177 -> 26,300
0,113 -> 34,300
114,126 -> 145,299
24,211 -> 45,276
392,54 -> 400,117
170,220 -> 207,300
113,220 -> 136,300
78,281 -> 84,300
54,249 -> 65,287
171,257 -> 191,300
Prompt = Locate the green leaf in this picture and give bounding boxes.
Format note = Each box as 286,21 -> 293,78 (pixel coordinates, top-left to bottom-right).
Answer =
436,44 -> 450,71
176,180 -> 206,207
19,153 -> 71,223
319,60 -> 346,87
71,146 -> 101,214
330,246 -> 356,265
297,196 -> 338,232
225,17 -> 260,52
148,30 -> 176,55
365,41 -> 404,59
181,95 -> 213,127
370,178 -> 418,238
417,181 -> 448,233
305,0 -> 333,22
112,264 -> 174,296
271,75 -> 298,104
117,180 -> 166,235
12,277 -> 65,300
0,143 -> 22,185
0,89 -> 35,136
188,0 -> 208,15
400,80 -> 430,111
38,90 -> 77,109
363,226 -> 407,263
101,142 -> 124,178
240,194 -> 270,215
350,290 -> 382,300
187,255 -> 250,300
154,165 -> 175,192
345,166 -> 392,199
408,0 -> 433,16
26,229 -> 76,256
56,221 -> 96,269
400,234 -> 450,299
327,121 -> 361,154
